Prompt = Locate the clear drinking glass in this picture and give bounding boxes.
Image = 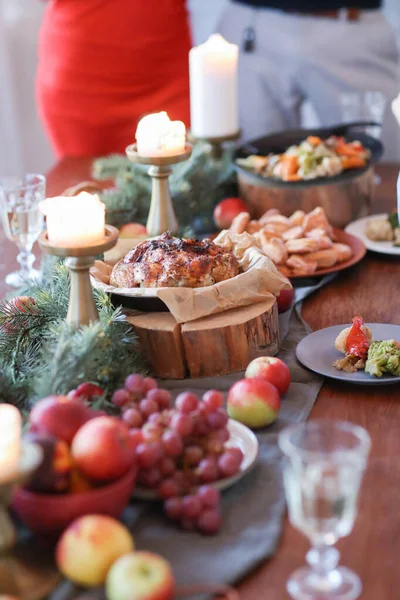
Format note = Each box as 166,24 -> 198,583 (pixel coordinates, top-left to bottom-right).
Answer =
339,90 -> 386,140
0,174 -> 46,287
279,420 -> 371,600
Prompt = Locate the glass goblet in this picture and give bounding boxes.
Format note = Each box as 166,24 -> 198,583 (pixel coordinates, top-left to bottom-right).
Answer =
339,90 -> 386,140
0,174 -> 46,287
279,420 -> 371,600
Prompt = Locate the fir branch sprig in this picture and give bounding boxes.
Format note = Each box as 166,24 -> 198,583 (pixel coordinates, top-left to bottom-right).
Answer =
0,263 -> 147,411
0,360 -> 29,408
32,307 -> 147,406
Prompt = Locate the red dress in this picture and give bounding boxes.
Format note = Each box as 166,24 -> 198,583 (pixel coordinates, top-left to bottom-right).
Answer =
36,0 -> 191,158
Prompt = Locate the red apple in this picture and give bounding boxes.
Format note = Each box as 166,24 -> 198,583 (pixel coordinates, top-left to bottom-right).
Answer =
227,378 -> 280,428
245,357 -> 291,396
213,197 -> 248,230
29,396 -> 91,444
24,432 -> 72,493
68,383 -> 104,403
12,296 -> 36,312
119,223 -> 148,239
106,551 -> 175,600
71,416 -> 136,481
4,296 -> 37,333
277,288 -> 295,313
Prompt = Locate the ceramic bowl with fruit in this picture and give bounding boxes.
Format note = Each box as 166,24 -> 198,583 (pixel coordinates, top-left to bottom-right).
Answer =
111,375 -> 259,534
12,387 -> 138,536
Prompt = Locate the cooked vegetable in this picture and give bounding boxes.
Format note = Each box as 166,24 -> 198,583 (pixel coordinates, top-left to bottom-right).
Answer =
365,210 -> 400,247
388,211 -> 399,230
365,340 -> 400,377
236,135 -> 369,183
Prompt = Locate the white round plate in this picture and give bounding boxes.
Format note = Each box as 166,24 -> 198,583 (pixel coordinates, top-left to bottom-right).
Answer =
345,214 -> 400,256
296,323 -> 400,385
133,419 -> 259,501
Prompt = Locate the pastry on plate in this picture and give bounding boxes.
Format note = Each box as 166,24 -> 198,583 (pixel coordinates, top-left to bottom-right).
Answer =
110,232 -> 240,288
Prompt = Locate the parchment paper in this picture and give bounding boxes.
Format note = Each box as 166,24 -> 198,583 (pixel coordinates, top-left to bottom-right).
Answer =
90,231 -> 291,324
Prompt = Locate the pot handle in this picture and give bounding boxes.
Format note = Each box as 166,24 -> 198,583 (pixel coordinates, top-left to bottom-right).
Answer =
332,121 -> 381,135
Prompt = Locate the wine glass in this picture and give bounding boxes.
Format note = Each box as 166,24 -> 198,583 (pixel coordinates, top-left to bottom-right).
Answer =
0,174 -> 46,287
340,91 -> 387,185
339,90 -> 387,140
279,420 -> 371,600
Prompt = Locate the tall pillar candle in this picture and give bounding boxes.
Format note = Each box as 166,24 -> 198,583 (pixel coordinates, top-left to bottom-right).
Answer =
189,34 -> 239,139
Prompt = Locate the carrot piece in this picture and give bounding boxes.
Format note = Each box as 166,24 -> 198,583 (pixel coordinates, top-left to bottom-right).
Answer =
307,136 -> 322,146
286,174 -> 302,182
335,142 -> 364,157
281,155 -> 299,180
341,156 -> 366,169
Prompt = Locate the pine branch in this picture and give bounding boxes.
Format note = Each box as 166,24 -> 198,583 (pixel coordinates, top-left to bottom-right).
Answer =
0,360 -> 29,408
91,154 -> 132,180
0,263 -> 148,411
32,308 -> 148,404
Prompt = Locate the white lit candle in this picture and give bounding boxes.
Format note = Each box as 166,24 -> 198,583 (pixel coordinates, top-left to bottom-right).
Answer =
40,192 -> 106,247
0,406 -> 21,483
189,34 -> 239,139
136,112 -> 186,157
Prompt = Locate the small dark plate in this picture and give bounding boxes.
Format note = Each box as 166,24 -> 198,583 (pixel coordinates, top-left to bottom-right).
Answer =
234,121 -> 384,190
296,323 -> 400,385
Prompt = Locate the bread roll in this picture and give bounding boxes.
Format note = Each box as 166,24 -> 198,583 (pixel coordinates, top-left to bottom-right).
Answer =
303,248 -> 337,268
332,243 -> 352,263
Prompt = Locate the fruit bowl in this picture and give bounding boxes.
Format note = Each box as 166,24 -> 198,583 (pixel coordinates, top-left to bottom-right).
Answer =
11,464 -> 137,537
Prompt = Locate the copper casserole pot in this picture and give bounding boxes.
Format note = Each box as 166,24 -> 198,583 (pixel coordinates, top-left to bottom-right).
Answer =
234,122 -> 383,229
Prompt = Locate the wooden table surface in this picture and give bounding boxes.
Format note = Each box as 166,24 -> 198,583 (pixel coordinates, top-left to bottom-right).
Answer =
1,161 -> 400,599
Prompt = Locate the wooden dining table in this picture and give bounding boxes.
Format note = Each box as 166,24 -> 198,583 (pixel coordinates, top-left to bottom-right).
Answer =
1,160 -> 400,600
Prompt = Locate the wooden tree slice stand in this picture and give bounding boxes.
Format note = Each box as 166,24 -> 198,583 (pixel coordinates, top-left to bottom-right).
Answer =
126,300 -> 279,379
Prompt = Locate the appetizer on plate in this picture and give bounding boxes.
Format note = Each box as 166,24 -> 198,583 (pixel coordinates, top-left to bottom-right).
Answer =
364,210 -> 400,246
236,136 -> 370,182
333,316 -> 372,373
110,232 -> 240,288
228,206 -> 353,277
333,316 -> 400,377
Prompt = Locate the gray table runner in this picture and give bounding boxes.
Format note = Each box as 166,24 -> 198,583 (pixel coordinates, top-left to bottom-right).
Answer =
52,277 -> 333,599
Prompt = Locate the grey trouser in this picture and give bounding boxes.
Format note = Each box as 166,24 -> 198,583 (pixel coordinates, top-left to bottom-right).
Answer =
217,3 -> 400,159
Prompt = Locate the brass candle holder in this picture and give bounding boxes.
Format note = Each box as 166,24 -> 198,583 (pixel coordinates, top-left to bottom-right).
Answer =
125,143 -> 192,237
38,225 -> 119,329
190,130 -> 241,160
0,442 -> 42,552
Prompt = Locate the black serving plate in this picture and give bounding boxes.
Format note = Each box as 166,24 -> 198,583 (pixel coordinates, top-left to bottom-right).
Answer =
234,121 -> 384,190
109,293 -> 168,312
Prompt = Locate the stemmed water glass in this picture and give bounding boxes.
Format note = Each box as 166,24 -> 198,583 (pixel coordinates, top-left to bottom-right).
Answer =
339,91 -> 386,140
0,174 -> 46,287
279,420 -> 371,600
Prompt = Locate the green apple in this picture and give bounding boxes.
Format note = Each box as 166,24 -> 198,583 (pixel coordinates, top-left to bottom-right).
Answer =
227,377 -> 280,428
106,551 -> 174,600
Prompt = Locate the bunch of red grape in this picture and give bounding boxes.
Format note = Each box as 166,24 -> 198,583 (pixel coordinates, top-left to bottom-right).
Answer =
165,485 -> 222,534
111,374 -> 244,534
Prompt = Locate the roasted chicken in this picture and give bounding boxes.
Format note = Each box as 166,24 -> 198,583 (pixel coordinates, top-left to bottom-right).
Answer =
110,232 -> 240,288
